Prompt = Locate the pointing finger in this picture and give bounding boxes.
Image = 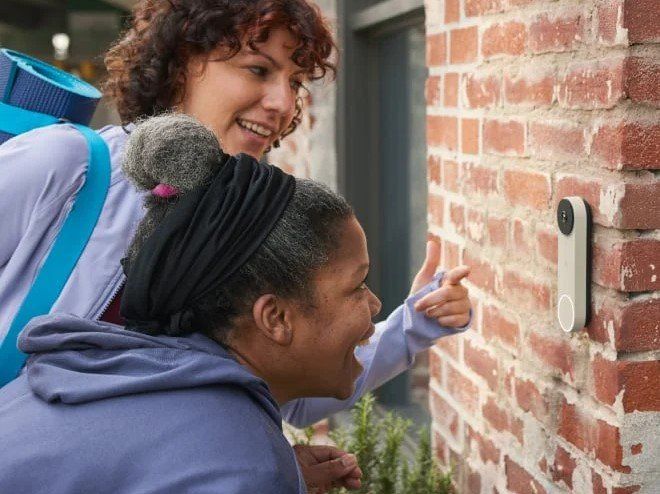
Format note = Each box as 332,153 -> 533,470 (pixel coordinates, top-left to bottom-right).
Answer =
441,265 -> 470,286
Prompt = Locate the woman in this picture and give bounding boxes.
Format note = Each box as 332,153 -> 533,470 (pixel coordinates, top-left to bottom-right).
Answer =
0,114 -> 377,493
0,0 -> 471,488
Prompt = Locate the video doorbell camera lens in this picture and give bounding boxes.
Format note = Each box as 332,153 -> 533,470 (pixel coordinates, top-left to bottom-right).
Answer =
556,197 -> 591,333
557,199 -> 574,236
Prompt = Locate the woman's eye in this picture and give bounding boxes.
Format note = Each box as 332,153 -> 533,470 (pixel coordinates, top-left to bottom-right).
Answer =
248,66 -> 268,77
290,80 -> 304,91
357,281 -> 369,292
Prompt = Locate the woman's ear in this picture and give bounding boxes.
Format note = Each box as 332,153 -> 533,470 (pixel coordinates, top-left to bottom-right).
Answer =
252,294 -> 293,346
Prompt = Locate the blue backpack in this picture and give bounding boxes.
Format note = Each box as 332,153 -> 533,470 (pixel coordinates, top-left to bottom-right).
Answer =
0,49 -> 111,385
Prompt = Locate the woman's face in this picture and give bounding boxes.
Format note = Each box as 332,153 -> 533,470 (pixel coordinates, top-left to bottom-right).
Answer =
287,216 -> 382,401
180,28 -> 305,158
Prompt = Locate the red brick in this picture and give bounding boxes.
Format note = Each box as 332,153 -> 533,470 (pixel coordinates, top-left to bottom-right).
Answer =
529,121 -> 585,162
529,332 -> 573,378
624,57 -> 660,106
468,426 -> 500,464
593,355 -> 660,412
502,270 -> 552,312
465,0 -> 503,17
592,122 -> 660,170
425,75 -> 442,106
504,71 -> 554,107
503,169 -> 551,211
447,365 -> 480,413
505,456 -> 547,494
445,0 -> 460,24
463,251 -> 497,295
558,59 -> 625,110
623,0 -> 660,43
483,304 -> 519,349
427,32 -> 447,66
483,397 -> 523,443
598,0 -> 624,45
465,73 -> 500,108
449,202 -> 465,235
428,155 -> 441,185
450,26 -> 478,64
593,470 -> 607,494
515,378 -> 547,422
461,119 -> 479,155
464,162 -> 497,196
529,11 -> 585,53
617,182 -> 660,229
558,400 -> 629,472
487,215 -> 508,248
512,218 -> 533,256
443,159 -> 460,192
429,347 -> 443,380
536,225 -> 557,265
434,333 -> 458,360
593,239 -> 660,292
428,115 -> 458,151
467,469 -> 481,493
555,175 -> 659,230
443,239 -> 461,268
430,388 -> 460,439
444,72 -> 459,107
587,296 -> 660,352
428,193 -> 444,228
614,484 -> 644,494
483,119 -> 526,156
551,446 -> 576,489
466,208 -> 486,244
434,429 -> 449,466
482,22 -> 527,59
464,340 -> 498,390
555,174 -> 602,221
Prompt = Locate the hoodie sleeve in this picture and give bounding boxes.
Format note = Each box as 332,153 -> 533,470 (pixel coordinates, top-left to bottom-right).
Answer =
0,124 -> 87,268
281,272 -> 472,427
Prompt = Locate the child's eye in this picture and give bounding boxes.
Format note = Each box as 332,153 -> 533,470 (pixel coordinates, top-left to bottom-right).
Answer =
248,66 -> 268,77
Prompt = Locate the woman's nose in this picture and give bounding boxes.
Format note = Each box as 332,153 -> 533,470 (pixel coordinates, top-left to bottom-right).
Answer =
262,78 -> 295,117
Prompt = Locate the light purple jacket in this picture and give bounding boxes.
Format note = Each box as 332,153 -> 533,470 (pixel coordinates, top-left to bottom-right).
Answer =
0,123 -> 470,426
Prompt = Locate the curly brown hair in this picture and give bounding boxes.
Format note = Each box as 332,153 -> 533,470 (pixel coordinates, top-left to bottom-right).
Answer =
103,0 -> 336,141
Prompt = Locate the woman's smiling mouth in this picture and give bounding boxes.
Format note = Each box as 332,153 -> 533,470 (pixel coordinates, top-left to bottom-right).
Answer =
236,118 -> 274,138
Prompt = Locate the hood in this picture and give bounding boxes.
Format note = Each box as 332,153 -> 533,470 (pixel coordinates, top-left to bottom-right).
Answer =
18,314 -> 279,418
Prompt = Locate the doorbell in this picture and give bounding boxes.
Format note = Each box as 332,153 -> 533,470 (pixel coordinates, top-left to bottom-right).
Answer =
557,197 -> 592,332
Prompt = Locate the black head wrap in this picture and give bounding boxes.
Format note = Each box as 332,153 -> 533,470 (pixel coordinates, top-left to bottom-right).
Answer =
120,153 -> 296,335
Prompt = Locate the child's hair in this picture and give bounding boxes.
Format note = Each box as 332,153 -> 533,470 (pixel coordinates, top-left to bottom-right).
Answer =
122,114 -> 353,338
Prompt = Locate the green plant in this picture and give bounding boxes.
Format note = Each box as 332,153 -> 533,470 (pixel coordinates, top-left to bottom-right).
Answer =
303,393 -> 453,494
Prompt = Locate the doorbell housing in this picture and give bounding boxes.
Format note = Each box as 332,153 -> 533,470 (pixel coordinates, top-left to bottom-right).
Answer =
557,197 -> 592,332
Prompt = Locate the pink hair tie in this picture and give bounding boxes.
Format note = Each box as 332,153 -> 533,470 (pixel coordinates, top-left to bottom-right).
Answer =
152,183 -> 179,198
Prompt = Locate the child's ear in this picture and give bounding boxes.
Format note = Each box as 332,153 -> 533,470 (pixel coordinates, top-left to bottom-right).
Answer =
252,294 -> 293,346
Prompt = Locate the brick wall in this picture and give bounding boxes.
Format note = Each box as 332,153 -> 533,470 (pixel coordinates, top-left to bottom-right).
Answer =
424,0 -> 659,492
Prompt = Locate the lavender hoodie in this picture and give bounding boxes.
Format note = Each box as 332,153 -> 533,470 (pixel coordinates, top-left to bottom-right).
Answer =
0,314 -> 305,493
0,123 -> 470,426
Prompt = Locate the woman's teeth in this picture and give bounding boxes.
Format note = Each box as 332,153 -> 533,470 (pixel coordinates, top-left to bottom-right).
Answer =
237,119 -> 273,138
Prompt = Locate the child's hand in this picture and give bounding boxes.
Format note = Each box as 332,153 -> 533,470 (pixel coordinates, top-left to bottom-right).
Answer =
410,240 -> 472,328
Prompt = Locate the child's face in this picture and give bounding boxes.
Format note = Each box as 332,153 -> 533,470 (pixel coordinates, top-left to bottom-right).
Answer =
285,216 -> 382,400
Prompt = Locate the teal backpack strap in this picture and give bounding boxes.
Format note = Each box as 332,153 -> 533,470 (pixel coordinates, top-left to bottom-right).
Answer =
0,122 -> 111,386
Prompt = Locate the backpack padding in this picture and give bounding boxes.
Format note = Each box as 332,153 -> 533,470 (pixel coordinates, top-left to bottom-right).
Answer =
0,123 -> 111,386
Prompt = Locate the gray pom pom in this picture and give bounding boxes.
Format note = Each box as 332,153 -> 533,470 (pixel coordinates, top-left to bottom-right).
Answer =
122,113 -> 223,193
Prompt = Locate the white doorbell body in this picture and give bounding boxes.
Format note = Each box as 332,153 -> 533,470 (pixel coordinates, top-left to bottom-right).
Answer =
557,197 -> 591,332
